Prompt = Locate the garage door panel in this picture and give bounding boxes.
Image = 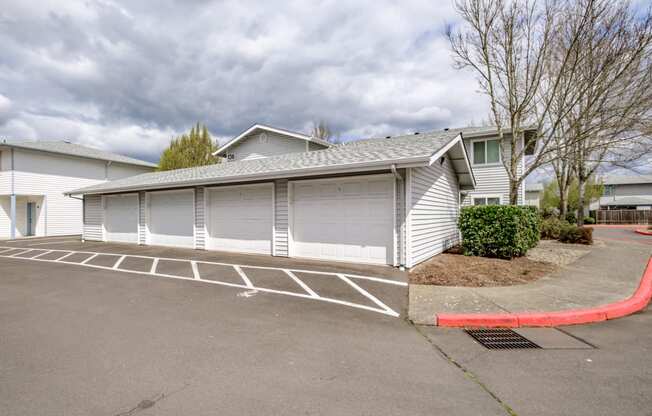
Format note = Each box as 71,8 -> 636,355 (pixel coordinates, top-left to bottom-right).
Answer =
104,194 -> 138,243
207,184 -> 272,255
292,176 -> 394,265
148,191 -> 194,248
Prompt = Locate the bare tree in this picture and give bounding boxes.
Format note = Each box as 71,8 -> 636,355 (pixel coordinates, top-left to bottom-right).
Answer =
553,0 -> 652,224
312,120 -> 338,143
448,0 -> 594,204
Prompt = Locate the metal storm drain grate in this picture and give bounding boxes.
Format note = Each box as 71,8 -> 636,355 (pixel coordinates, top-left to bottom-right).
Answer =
465,329 -> 541,350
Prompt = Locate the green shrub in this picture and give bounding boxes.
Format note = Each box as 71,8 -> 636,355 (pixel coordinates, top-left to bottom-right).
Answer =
458,205 -> 540,259
540,207 -> 556,219
540,217 -> 567,240
565,212 -> 577,224
559,225 -> 593,245
583,216 -> 596,225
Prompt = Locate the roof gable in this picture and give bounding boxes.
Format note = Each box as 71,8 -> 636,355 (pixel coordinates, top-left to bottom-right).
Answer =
214,124 -> 331,156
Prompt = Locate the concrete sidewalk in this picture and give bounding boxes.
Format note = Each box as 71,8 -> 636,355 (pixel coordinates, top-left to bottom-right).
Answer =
409,228 -> 652,325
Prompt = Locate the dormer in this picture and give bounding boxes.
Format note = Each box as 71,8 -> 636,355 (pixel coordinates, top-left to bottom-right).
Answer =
214,124 -> 331,162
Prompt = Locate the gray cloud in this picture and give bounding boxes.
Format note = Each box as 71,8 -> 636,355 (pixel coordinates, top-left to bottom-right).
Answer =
0,0 -> 488,162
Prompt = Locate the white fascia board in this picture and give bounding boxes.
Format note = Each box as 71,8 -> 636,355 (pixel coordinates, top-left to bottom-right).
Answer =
68,155 -> 431,196
214,124 -> 329,156
428,134 -> 477,189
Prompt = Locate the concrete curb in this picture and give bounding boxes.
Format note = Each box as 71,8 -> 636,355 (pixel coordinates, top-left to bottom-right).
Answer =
634,229 -> 652,236
435,257 -> 652,328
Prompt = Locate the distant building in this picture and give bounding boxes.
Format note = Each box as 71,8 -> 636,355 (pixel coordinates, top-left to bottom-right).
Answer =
591,175 -> 652,210
524,182 -> 544,208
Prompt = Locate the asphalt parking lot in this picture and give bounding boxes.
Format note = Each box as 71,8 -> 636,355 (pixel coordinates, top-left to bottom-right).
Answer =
0,233 -> 651,415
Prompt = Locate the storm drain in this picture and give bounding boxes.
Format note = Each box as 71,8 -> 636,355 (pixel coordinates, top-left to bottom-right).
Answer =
465,329 -> 541,350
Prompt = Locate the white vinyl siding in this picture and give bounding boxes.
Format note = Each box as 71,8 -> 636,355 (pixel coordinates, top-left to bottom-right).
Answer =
0,147 -> 153,239
195,187 -> 206,250
462,137 -> 524,206
227,131 -> 316,161
406,156 -> 460,268
395,170 -> 406,267
83,195 -> 103,241
138,191 -> 146,244
274,179 -> 289,257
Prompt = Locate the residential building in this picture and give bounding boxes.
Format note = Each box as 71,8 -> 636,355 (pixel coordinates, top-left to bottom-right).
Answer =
0,140 -> 156,239
524,183 -> 544,208
71,124 -> 535,268
592,175 -> 652,210
72,125 -> 476,268
458,126 -> 537,206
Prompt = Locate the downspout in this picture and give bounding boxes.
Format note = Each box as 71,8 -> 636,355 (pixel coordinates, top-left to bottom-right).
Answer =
391,164 -> 406,270
10,148 -> 15,239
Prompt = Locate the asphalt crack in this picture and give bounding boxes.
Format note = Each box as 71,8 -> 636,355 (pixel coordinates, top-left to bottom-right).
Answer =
411,323 -> 518,416
114,384 -> 190,416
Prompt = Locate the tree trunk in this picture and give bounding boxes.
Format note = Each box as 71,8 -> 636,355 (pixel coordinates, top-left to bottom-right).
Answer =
577,177 -> 586,226
559,189 -> 568,218
509,180 -> 519,205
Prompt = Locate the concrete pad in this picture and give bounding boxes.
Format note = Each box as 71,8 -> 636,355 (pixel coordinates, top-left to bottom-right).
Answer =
86,254 -> 123,268
196,263 -> 244,285
409,285 -> 504,325
119,256 -> 154,273
513,328 -> 593,349
293,272 -> 376,307
156,259 -> 194,278
241,267 -> 307,294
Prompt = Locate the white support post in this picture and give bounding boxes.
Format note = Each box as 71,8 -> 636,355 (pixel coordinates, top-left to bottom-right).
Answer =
10,194 -> 16,240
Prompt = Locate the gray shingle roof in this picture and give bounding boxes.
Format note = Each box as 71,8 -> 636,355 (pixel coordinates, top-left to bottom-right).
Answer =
1,140 -> 157,168
68,130 -> 461,195
600,174 -> 652,185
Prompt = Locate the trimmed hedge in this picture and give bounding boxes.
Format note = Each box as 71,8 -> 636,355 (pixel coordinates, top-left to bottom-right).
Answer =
458,205 -> 540,259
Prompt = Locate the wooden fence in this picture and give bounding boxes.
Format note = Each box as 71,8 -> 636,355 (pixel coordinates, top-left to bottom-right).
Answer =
595,209 -> 652,224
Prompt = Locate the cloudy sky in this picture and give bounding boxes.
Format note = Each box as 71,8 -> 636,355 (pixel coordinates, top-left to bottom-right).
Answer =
0,0 -> 490,163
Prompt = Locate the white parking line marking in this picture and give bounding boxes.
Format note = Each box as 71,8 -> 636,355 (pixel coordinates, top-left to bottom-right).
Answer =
81,253 -> 99,265
32,250 -> 53,259
113,255 -> 127,270
283,269 -> 319,297
27,240 -> 82,246
54,252 -> 75,261
9,249 -> 33,257
191,261 -> 200,280
336,273 -> 399,317
0,246 -> 404,317
233,265 -> 254,288
150,258 -> 159,274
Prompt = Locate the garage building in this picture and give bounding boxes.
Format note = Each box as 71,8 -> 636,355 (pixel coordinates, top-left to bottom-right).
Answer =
69,126 -> 475,268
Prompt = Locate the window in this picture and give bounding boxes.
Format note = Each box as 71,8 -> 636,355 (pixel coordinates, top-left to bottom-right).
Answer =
603,185 -> 615,196
472,139 -> 500,165
473,196 -> 501,205
259,133 -> 268,143
226,153 -> 235,161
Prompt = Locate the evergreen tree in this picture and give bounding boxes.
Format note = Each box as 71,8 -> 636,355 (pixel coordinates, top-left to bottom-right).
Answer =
158,123 -> 219,171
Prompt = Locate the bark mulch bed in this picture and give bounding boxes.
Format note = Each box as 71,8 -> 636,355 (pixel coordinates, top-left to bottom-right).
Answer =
409,247 -> 558,287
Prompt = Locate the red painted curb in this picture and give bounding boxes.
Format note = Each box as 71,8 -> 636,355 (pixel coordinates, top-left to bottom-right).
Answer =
635,229 -> 652,236
435,257 -> 652,328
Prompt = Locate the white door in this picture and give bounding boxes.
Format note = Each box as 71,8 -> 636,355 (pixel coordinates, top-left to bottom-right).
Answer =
147,190 -> 194,248
206,184 -> 273,254
291,175 -> 394,265
104,194 -> 139,243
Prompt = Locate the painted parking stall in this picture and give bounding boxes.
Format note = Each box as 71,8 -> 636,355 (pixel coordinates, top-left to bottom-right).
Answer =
0,241 -> 405,317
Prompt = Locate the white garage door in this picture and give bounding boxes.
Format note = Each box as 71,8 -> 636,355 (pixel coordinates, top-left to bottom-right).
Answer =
206,184 -> 273,254
104,194 -> 139,243
291,175 -> 394,265
147,190 -> 194,248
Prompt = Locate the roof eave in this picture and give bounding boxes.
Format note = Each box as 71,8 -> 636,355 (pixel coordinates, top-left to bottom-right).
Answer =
66,154 -> 432,196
